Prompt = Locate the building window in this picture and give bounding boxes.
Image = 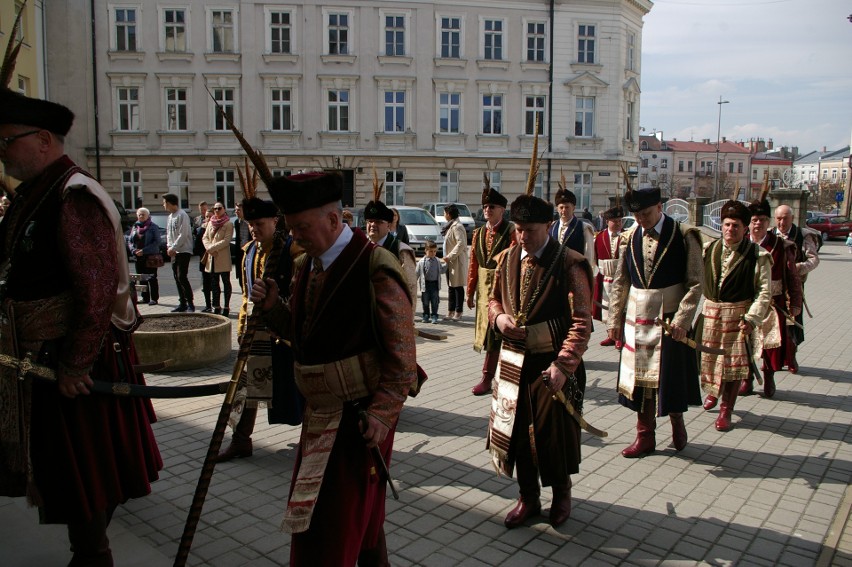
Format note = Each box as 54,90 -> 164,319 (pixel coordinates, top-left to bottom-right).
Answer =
661,159 -> 668,169
165,88 -> 188,131
526,21 -> 546,62
328,13 -> 349,55
215,169 -> 236,208
728,162 -> 735,174
439,92 -> 461,134
627,31 -> 636,71
117,87 -> 140,131
573,173 -> 592,210
114,8 -> 137,51
212,88 -> 234,131
574,97 -> 595,137
211,9 -> 235,53
831,169 -> 838,181
531,172 -> 543,199
121,170 -> 142,209
384,15 -> 405,56
383,91 -> 405,133
16,75 -> 28,95
738,162 -> 744,174
328,90 -> 350,132
626,101 -> 634,141
578,24 -> 595,64
483,19 -> 503,60
271,169 -> 292,178
164,9 -> 187,52
167,170 -> 190,209
270,88 -> 292,131
678,160 -> 684,173
269,10 -> 292,54
439,170 -> 459,202
14,2 -> 25,42
688,161 -> 693,173
524,96 -> 545,135
481,94 -> 503,135
821,169 -> 828,180
440,16 -> 461,58
385,170 -> 405,205
641,158 -> 649,168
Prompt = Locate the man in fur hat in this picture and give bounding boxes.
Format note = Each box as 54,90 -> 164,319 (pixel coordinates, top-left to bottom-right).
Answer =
744,197 -> 802,398
772,204 -> 820,372
487,191 -> 593,529
607,187 -> 704,457
215,197 -> 305,462
547,183 -> 595,268
466,177 -> 516,396
364,185 -> 417,304
699,200 -> 772,431
593,203 -> 625,347
0,88 -> 162,565
250,172 -> 416,565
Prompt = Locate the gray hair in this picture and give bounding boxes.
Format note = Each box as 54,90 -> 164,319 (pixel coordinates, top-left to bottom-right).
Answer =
136,207 -> 150,216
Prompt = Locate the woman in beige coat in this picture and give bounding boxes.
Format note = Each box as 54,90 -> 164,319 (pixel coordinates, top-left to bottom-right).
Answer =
202,202 -> 234,316
442,204 -> 470,320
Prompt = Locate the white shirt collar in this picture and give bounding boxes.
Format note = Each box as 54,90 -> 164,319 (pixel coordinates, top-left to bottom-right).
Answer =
520,240 -> 549,262
642,214 -> 666,237
316,224 -> 353,270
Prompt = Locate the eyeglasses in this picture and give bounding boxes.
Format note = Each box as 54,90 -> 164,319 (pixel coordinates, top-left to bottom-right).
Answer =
0,130 -> 41,151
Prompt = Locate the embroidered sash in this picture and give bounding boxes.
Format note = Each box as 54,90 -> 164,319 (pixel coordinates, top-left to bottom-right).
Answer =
280,349 -> 378,534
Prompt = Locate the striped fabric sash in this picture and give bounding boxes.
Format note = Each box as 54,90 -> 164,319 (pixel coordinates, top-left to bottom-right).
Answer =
488,339 -> 524,477
700,299 -> 752,396
280,350 -> 378,534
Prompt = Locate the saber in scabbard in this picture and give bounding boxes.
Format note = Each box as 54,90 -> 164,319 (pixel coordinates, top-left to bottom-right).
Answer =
777,306 -> 805,330
655,318 -> 725,355
354,402 -> 399,500
540,373 -> 607,438
739,316 -> 764,386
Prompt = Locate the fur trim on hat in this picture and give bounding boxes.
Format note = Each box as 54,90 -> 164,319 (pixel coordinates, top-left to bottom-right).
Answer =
268,172 -> 343,214
0,88 -> 74,135
510,194 -> 553,224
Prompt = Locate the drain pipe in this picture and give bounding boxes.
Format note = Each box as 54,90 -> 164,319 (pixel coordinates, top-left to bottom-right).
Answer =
546,0 -> 555,200
89,0 -> 102,181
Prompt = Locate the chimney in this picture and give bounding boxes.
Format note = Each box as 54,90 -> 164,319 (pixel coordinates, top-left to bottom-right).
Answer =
822,146 -> 827,153
767,139 -> 774,150
722,136 -> 727,143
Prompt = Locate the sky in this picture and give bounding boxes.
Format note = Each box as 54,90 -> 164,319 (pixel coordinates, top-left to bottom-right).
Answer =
640,0 -> 852,155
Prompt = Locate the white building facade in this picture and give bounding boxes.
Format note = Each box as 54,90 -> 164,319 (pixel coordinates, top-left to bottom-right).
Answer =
45,0 -> 652,213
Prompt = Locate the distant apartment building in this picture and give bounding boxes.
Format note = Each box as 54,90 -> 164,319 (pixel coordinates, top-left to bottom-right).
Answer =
43,0 -> 652,214
639,133 -> 750,200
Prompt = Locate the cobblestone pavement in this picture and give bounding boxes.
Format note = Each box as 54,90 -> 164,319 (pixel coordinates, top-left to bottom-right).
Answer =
2,241 -> 851,566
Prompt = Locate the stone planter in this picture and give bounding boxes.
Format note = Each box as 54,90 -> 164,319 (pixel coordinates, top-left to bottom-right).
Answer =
134,313 -> 232,372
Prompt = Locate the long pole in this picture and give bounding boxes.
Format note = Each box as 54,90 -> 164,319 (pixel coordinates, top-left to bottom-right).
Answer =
714,96 -> 729,200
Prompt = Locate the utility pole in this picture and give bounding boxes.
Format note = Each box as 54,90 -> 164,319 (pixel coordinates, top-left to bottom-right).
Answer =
714,96 -> 730,201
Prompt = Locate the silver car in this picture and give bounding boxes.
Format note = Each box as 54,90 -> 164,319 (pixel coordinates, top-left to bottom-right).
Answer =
394,205 -> 444,256
422,202 -> 476,243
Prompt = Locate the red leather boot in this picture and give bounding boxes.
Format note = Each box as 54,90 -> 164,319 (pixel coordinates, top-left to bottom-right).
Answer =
703,395 -> 718,411
738,377 -> 754,396
622,404 -> 656,458
549,479 -> 572,527
715,381 -> 740,431
472,351 -> 499,396
670,412 -> 687,451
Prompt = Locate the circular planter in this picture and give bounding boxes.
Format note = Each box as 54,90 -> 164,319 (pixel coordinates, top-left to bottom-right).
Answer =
134,313 -> 232,371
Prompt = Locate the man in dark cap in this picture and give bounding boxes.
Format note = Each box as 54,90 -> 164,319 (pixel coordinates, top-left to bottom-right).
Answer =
593,203 -> 625,347
744,197 -> 802,398
364,192 -> 417,303
607,187 -> 703,457
487,192 -> 593,529
699,200 -> 772,431
547,185 -> 595,267
466,180 -> 516,396
215,197 -> 304,462
249,172 -> 416,566
0,89 -> 162,564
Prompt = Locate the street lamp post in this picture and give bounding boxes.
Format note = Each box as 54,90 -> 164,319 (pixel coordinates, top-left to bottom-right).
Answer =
714,96 -> 730,201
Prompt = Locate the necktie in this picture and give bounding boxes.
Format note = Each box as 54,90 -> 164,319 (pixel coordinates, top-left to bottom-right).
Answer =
558,223 -> 567,243
304,257 -> 325,326
643,228 -> 658,282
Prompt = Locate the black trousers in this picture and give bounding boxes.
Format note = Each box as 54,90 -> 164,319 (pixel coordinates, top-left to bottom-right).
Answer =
171,252 -> 194,307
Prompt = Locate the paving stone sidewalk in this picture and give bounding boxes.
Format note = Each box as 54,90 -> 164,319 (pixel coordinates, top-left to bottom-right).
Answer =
2,242 -> 850,566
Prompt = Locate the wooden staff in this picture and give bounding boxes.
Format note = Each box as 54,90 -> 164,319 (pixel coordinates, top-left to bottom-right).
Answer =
173,236 -> 284,567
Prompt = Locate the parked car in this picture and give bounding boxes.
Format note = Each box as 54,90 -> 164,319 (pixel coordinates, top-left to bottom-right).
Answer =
421,202 -> 475,243
354,205 -> 444,256
621,216 -> 636,231
805,214 -> 852,241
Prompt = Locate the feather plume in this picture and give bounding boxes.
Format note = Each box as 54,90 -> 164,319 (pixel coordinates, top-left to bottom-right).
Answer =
620,164 -> 633,195
557,168 -> 567,192
371,162 -> 384,202
204,85 -> 274,187
524,116 -> 541,196
482,172 -> 491,201
236,157 -> 259,200
759,170 -> 770,202
731,176 -> 739,200
0,0 -> 27,89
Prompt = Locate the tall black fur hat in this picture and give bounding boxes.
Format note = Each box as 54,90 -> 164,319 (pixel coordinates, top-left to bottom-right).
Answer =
241,197 -> 279,220
268,172 -> 343,214
720,200 -> 751,225
0,88 -> 74,135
